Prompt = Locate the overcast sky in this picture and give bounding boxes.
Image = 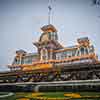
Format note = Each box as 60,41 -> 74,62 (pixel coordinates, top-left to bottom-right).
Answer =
0,0 -> 100,71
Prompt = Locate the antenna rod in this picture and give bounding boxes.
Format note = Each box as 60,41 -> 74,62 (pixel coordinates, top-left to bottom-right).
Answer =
48,0 -> 52,24
48,5 -> 51,24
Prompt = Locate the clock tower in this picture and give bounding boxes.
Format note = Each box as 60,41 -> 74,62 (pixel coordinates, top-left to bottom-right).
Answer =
34,24 -> 63,61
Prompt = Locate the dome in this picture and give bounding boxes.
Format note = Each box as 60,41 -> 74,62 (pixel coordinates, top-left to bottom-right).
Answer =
39,31 -> 58,43
39,24 -> 58,42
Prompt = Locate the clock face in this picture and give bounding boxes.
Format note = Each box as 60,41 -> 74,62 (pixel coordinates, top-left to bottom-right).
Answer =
41,33 -> 49,42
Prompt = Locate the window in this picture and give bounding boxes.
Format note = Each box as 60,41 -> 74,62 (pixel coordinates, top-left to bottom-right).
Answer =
80,47 -> 85,55
72,50 -> 76,56
41,48 -> 48,60
67,51 -> 72,57
56,52 -> 62,60
17,60 -> 20,64
85,48 -> 89,54
49,32 -> 58,40
63,51 -> 67,58
76,49 -> 80,56
21,58 -> 24,64
89,45 -> 94,53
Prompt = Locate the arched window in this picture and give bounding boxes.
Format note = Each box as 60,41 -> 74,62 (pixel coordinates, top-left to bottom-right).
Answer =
80,47 -> 85,55
85,47 -> 89,54
80,46 -> 90,55
75,48 -> 80,56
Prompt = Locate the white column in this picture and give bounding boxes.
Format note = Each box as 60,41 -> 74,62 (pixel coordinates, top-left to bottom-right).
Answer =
50,49 -> 53,60
19,54 -> 22,64
40,50 -> 43,61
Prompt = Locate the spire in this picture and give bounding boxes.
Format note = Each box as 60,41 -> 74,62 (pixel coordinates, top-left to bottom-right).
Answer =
48,0 -> 52,24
